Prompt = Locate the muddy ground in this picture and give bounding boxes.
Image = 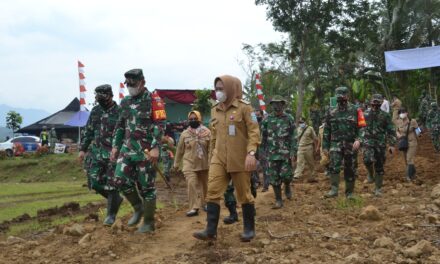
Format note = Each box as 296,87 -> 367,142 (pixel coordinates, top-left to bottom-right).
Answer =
1,133 -> 439,264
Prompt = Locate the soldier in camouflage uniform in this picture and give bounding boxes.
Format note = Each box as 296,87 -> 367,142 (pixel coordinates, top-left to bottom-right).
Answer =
322,87 -> 363,199
419,93 -> 431,128
110,69 -> 163,233
79,84 -> 123,225
360,94 -> 396,196
261,95 -> 297,209
427,102 -> 440,152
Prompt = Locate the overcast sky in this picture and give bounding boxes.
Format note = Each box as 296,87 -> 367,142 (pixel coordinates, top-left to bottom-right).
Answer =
0,0 -> 283,112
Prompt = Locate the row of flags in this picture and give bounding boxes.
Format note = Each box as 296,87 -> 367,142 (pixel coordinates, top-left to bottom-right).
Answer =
77,60 -> 126,111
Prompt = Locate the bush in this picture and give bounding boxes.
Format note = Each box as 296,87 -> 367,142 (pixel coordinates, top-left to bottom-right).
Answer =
22,152 -> 34,159
35,145 -> 49,157
13,143 -> 24,156
0,150 -> 7,160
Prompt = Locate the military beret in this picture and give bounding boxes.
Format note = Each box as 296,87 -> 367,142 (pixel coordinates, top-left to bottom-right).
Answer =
270,95 -> 287,104
371,94 -> 383,103
124,69 -> 144,81
95,84 -> 113,96
335,87 -> 349,97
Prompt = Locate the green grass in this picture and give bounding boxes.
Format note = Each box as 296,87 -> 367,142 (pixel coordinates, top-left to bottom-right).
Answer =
0,154 -> 83,183
335,196 -> 364,210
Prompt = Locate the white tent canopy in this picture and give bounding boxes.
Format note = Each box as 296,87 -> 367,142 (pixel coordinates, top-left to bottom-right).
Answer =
385,45 -> 440,72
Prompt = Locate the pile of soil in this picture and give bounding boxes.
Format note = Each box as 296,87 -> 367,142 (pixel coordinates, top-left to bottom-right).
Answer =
0,133 -> 439,264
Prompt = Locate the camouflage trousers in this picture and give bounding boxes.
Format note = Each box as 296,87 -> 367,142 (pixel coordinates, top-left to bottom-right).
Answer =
162,156 -> 173,179
431,128 -> 440,152
88,158 -> 117,192
362,146 -> 386,176
329,148 -> 358,182
113,153 -> 157,201
267,159 -> 292,186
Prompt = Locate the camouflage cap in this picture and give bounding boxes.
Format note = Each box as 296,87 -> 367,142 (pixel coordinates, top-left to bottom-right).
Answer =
335,86 -> 349,98
124,69 -> 144,81
270,95 -> 287,104
371,94 -> 383,104
95,84 -> 113,96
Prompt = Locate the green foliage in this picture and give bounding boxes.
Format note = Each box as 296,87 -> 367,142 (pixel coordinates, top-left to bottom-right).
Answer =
248,0 -> 440,115
6,111 -> 23,137
335,196 -> 364,210
192,89 -> 212,117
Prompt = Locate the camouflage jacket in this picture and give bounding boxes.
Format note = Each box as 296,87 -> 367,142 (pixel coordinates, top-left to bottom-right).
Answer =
261,112 -> 297,160
323,103 -> 362,152
360,109 -> 396,148
81,102 -> 120,160
419,98 -> 430,118
112,89 -> 163,161
427,109 -> 440,129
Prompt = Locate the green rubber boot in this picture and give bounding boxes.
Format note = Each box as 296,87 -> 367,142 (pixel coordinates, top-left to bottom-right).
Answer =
324,174 -> 339,198
345,180 -> 355,199
103,191 -> 123,226
137,199 -> 156,233
375,173 -> 383,197
124,190 -> 144,227
366,164 -> 375,184
271,185 -> 283,209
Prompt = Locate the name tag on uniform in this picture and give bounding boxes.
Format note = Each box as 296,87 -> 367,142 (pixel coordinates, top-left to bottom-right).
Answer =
229,125 -> 236,136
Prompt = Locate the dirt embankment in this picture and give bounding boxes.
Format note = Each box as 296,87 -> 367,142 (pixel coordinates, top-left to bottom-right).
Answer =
1,133 -> 439,264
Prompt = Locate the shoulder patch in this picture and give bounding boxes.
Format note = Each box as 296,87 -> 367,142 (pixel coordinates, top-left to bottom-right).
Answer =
250,112 -> 258,123
239,99 -> 250,105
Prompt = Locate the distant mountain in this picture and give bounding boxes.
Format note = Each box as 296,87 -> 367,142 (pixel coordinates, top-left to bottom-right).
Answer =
0,127 -> 12,142
0,104 -> 50,127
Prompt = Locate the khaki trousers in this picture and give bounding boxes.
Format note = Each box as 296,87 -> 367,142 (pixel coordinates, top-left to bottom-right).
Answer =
206,163 -> 254,205
184,170 -> 208,210
294,144 -> 316,179
405,145 -> 417,165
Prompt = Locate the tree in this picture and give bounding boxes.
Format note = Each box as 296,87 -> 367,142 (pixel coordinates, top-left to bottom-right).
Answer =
192,89 -> 213,122
6,111 -> 23,138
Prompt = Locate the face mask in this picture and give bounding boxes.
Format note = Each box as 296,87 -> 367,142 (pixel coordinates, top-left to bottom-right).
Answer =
372,104 -> 380,110
127,86 -> 141,96
189,120 -> 200,129
299,123 -> 306,128
399,113 -> 407,119
215,91 -> 227,103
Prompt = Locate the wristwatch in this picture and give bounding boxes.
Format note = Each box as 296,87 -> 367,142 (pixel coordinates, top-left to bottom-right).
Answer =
248,151 -> 255,156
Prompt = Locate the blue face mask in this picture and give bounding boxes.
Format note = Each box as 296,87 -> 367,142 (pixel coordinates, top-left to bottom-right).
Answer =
299,123 -> 306,128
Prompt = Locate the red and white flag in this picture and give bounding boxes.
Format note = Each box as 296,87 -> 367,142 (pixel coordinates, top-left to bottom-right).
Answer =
78,61 -> 86,111
119,82 -> 125,101
255,74 -> 267,113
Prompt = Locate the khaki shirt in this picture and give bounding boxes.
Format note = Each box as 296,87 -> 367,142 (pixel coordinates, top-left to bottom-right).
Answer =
297,125 -> 317,148
174,127 -> 210,172
210,99 -> 260,172
393,108 -> 418,147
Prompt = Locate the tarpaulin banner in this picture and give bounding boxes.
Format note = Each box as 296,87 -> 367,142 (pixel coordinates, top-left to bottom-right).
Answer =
385,46 -> 440,72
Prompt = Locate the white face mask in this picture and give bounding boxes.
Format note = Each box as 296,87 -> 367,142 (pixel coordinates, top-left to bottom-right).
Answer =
399,113 -> 407,119
299,123 -> 306,128
215,91 -> 227,103
127,86 -> 140,96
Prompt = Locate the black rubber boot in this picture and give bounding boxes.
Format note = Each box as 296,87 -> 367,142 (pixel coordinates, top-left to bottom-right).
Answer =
223,201 -> 239,225
272,185 -> 283,209
324,174 -> 339,198
137,199 -> 155,233
345,180 -> 355,199
103,191 -> 123,226
124,190 -> 144,227
193,202 -> 220,241
408,164 -> 416,180
284,182 -> 292,200
95,189 -> 109,199
240,203 -> 256,242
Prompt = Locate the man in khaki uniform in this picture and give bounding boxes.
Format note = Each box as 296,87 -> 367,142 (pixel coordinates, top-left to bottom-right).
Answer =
193,75 -> 260,242
294,117 -> 318,182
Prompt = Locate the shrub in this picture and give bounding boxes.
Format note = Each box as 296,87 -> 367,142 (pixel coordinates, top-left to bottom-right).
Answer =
13,143 -> 25,156
0,150 -> 7,160
35,145 -> 49,157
